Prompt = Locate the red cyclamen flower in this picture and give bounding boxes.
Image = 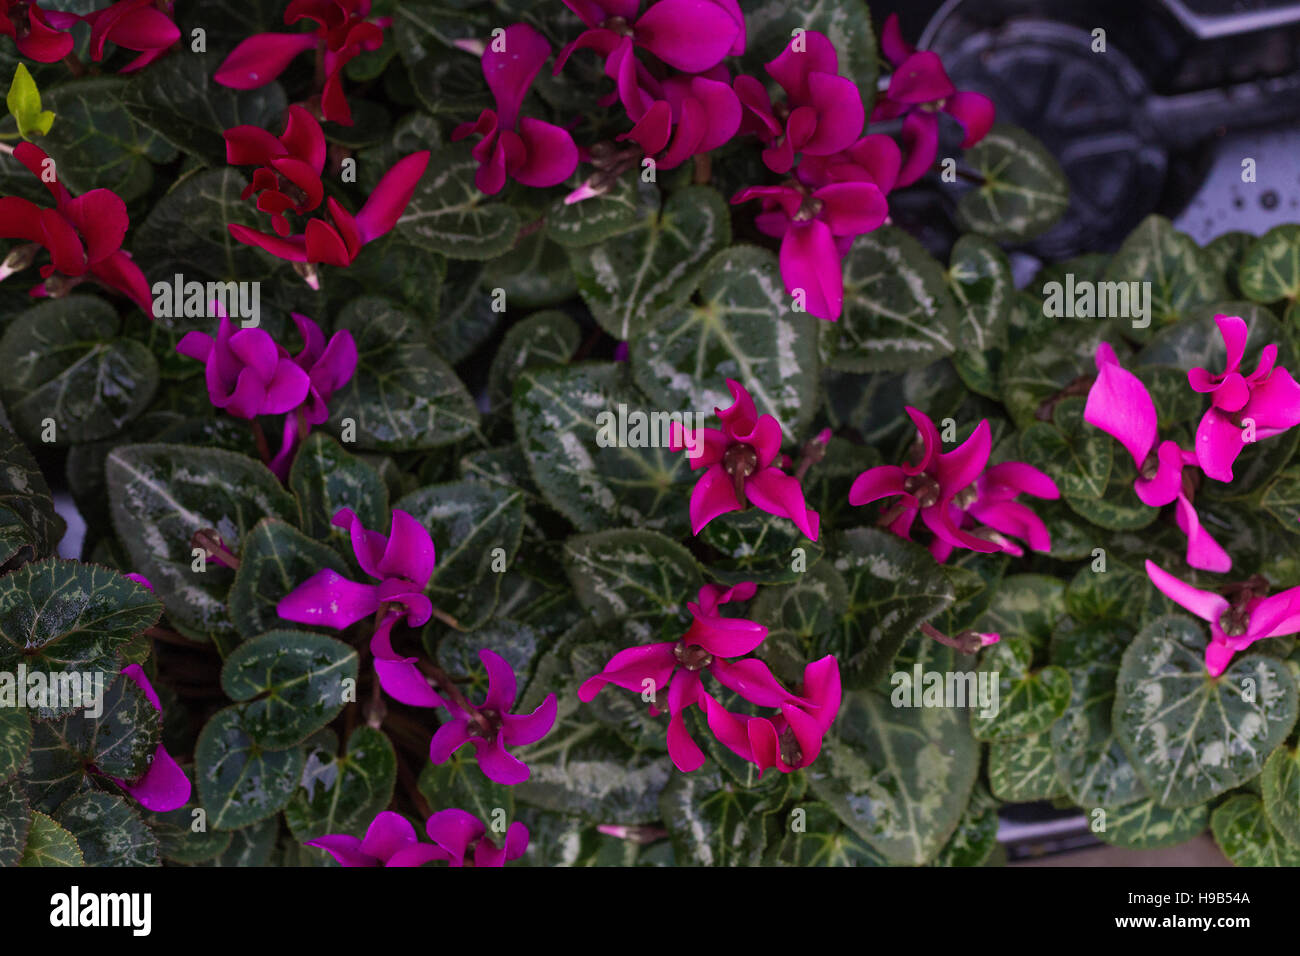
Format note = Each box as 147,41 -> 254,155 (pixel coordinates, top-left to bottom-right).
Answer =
224,105 -> 429,266
214,0 -> 388,126
1190,314 -> 1300,482
428,649 -> 558,786
735,30 -> 864,175
849,407 -> 1057,560
452,23 -> 579,195
0,142 -> 153,314
580,582 -> 807,772
871,13 -> 995,187
669,379 -> 821,539
0,1 -> 74,61
57,0 -> 180,72
1084,342 -> 1230,572
732,179 -> 887,321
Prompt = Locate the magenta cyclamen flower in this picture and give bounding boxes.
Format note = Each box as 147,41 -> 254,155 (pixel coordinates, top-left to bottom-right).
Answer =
871,13 -> 995,187
1084,342 -> 1230,572
110,663 -> 191,812
424,809 -> 529,867
668,379 -> 820,540
287,311 -> 357,425
429,649 -> 557,786
452,23 -> 579,195
1145,560 -> 1300,676
214,0 -> 388,126
555,0 -> 743,82
72,0 -> 180,72
307,809 -> 528,867
619,68 -> 741,172
1,1 -> 74,61
849,407 -> 1056,560
703,654 -> 841,773
580,582 -> 804,772
277,508 -> 444,708
732,180 -> 886,321
735,30 -> 864,174
794,132 -> 901,195
177,315 -> 312,420
1191,314 -> 1300,482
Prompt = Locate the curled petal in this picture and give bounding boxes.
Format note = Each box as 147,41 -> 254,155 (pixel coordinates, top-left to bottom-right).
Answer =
1176,495 -> 1232,574
355,151 -> 431,243
1133,439 -> 1184,507
1084,344 -> 1156,468
276,569 -> 380,629
942,91 -> 995,147
215,32 -> 318,88
689,464 -> 742,535
745,467 -> 820,541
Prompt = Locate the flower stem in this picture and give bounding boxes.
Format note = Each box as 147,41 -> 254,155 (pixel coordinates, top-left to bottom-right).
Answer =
919,621 -> 984,653
63,53 -> 86,77
250,419 -> 271,464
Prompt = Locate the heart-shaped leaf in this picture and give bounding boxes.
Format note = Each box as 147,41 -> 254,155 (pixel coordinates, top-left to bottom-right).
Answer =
989,731 -> 1065,802
285,726 -> 396,842
1050,662 -> 1146,810
395,143 -> 519,258
0,427 -> 64,567
227,518 -> 349,639
288,432 -> 389,542
54,791 -> 159,866
195,706 -> 305,830
1238,224 -> 1300,305
18,811 -> 81,866
564,529 -> 700,625
1094,796 -> 1209,850
487,310 -> 580,412
970,638 -> 1071,741
1211,794 -> 1300,866
955,125 -> 1068,242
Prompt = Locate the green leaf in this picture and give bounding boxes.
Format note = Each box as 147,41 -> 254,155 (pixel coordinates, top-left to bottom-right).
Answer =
1050,663 -> 1146,810
829,226 -> 959,372
809,687 -> 979,865
701,509 -> 821,585
285,726 -> 397,841
227,518 -> 349,639
974,574 -> 1066,653
564,528 -> 701,625
395,142 -> 519,258
289,432 -> 389,541
189,816 -> 278,867
483,229 -> 577,310
123,51 -> 286,166
419,749 -> 516,824
514,362 -> 692,534
1260,746 -> 1300,847
195,706 -> 305,830
825,528 -> 955,689
144,766 -> 233,864
55,791 -> 159,866
395,480 -> 526,629
0,426 -> 64,567
0,785 -> 29,867
1095,797 -> 1209,850
0,296 -> 160,444
955,125 -> 1069,242
768,802 -> 889,867
1239,224 -> 1300,304
631,245 -> 821,437
1212,794 -> 1300,866
327,296 -> 479,451
106,443 -> 297,642
948,235 -> 1013,352
1114,615 -> 1298,807
0,708 -> 30,781
487,310 -> 580,412
1066,554 -> 1169,624
1262,467 -> 1300,535
6,63 -> 53,138
1000,323 -> 1104,431
1102,215 -> 1227,336
0,559 -> 160,678
567,186 -> 729,340
220,630 -> 358,749
1019,398 -> 1111,500
391,3 -> 494,122
928,785 -> 1000,867
546,173 -> 651,248
989,731 -> 1065,802
659,766 -> 777,867
18,811 -> 82,866
969,638 -> 1071,741
41,77 -> 173,202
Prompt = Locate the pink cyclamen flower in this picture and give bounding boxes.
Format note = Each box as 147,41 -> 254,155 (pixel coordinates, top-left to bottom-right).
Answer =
176,314 -> 313,420
277,507 -> 445,708
668,379 -> 821,539
795,132 -> 902,194
429,649 -> 557,786
1084,342 -> 1230,572
0,142 -> 153,315
452,23 -> 579,194
703,654 -> 841,774
618,67 -> 741,172
850,407 -> 1027,558
426,809 -> 529,867
1190,314 -> 1300,482
62,0 -> 180,72
871,13 -> 995,187
225,106 -> 429,266
214,0 -> 389,126
928,461 -> 1060,563
732,180 -> 887,321
579,582 -> 805,772
735,30 -> 864,174
307,810 -> 452,867
1145,560 -> 1300,676
110,663 -> 191,812
0,1 -> 74,61
287,311 -> 357,425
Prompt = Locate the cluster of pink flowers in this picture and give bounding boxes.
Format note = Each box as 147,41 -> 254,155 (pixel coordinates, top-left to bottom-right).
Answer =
277,507 -> 558,786
580,581 -> 841,774
308,809 -> 528,867
1088,316 -> 1300,574
849,406 -> 1060,562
